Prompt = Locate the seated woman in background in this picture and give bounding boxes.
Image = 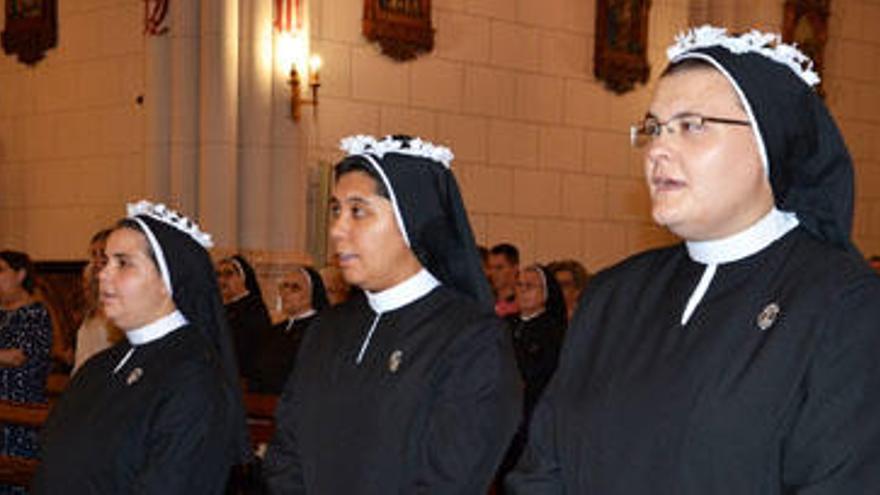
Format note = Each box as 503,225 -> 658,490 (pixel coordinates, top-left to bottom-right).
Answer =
34,201 -> 248,494
73,228 -> 123,373
0,250 -> 52,494
250,265 -> 328,394
216,255 -> 271,385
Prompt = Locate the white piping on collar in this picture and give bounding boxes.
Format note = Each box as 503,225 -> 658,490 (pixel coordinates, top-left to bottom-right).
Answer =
680,208 -> 798,325
125,310 -> 187,346
520,308 -> 545,322
112,347 -> 135,374
681,264 -> 717,325
356,269 -> 440,364
285,308 -> 317,332
686,208 -> 799,264
365,269 -> 440,314
226,290 -> 250,304
131,217 -> 172,296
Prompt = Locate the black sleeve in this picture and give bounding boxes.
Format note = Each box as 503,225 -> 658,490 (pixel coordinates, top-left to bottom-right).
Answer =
503,381 -> 564,494
782,276 -> 880,493
412,315 -> 522,494
262,324 -> 317,495
133,361 -> 232,495
505,274 -> 609,494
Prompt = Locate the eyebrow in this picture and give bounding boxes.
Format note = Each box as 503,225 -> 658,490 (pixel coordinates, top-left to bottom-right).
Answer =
644,110 -> 703,121
109,252 -> 132,262
329,195 -> 373,206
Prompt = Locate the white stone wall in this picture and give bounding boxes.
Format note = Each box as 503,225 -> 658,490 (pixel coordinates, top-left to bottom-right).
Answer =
305,0 -> 687,271
2,0 -> 880,270
0,1 -> 145,259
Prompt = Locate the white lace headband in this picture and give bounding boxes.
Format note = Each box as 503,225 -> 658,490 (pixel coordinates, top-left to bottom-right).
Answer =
667,25 -> 820,87
126,200 -> 213,296
339,135 -> 454,168
127,200 -> 213,248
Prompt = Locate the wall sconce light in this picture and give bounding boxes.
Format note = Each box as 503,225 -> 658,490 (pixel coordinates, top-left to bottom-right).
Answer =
289,54 -> 321,121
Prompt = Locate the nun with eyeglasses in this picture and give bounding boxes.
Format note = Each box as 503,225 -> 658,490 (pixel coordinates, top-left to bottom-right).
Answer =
250,265 -> 328,394
263,135 -> 521,494
507,26 -> 880,494
34,201 -> 249,494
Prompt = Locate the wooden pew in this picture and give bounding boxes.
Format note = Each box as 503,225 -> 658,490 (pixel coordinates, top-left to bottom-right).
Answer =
0,455 -> 38,487
0,400 -> 50,487
45,373 -> 69,401
244,393 -> 279,449
0,373 -> 68,487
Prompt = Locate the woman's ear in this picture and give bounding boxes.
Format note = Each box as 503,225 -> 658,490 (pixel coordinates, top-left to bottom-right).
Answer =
14,268 -> 26,287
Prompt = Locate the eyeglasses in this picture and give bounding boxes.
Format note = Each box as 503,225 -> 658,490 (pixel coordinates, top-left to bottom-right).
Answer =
629,114 -> 751,148
278,282 -> 304,292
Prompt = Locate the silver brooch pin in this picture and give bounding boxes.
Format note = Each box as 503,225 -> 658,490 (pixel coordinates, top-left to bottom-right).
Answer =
127,367 -> 143,385
388,350 -> 403,373
756,302 -> 780,331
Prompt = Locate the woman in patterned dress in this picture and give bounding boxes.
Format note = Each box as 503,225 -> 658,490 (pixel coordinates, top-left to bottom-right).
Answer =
0,250 -> 52,494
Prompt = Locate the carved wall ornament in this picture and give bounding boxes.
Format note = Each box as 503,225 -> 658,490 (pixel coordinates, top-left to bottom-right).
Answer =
363,0 -> 434,62
782,0 -> 830,97
1,0 -> 57,66
594,0 -> 651,94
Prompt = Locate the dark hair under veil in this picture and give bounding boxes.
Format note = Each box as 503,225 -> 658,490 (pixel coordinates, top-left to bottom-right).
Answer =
334,135 -> 494,310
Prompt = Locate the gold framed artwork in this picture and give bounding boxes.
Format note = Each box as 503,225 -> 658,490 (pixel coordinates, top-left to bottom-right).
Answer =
363,0 -> 434,61
1,0 -> 57,65
594,0 -> 651,94
782,0 -> 830,96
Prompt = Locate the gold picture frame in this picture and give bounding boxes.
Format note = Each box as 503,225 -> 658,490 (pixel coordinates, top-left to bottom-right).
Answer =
1,0 -> 57,65
782,0 -> 830,96
363,0 -> 434,61
594,0 -> 651,94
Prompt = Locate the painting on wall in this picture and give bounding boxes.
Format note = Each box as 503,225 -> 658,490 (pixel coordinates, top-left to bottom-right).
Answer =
363,0 -> 434,61
1,0 -> 57,65
782,0 -> 830,96
594,0 -> 651,94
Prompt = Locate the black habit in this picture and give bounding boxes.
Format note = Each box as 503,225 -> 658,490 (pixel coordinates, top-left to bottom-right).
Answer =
263,287 -> 521,493
249,314 -> 317,394
506,228 -> 880,493
510,311 -> 564,420
226,294 -> 271,383
33,326 -> 238,494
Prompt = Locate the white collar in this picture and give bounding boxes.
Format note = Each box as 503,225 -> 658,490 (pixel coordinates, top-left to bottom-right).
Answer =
365,269 -> 440,314
288,308 -> 317,324
226,290 -> 250,304
520,308 -> 545,321
686,208 -> 799,264
125,310 -> 187,346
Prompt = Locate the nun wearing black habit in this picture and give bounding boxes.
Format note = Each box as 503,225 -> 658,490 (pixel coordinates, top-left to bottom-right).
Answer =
498,264 -> 567,480
33,201 -> 249,494
217,254 -> 272,384
263,135 -> 521,494
507,26 -> 880,494
250,265 -> 328,394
